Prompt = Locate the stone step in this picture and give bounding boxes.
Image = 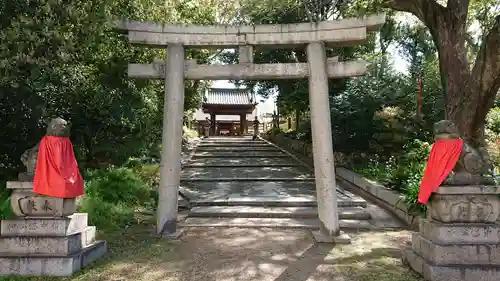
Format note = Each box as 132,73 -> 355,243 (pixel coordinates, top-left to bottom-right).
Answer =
181,177 -> 315,182
184,163 -> 304,168
181,166 -> 312,179
192,151 -> 291,158
188,206 -> 371,220
197,144 -> 271,147
180,217 -> 374,230
196,147 -> 279,151
197,141 -> 273,147
201,140 -> 266,143
0,226 -> 96,256
178,196 -> 189,208
187,157 -> 296,166
0,240 -> 106,277
1,213 -> 88,237
189,197 -> 367,208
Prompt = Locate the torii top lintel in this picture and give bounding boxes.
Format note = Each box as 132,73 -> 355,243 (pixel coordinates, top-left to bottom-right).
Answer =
115,13 -> 385,48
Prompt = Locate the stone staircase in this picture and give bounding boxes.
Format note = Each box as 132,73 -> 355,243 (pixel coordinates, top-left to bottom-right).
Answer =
179,136 -> 376,230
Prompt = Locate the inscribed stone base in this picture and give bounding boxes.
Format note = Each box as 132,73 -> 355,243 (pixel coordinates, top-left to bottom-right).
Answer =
1,213 -> 88,236
419,218 -> 500,244
427,186 -> 500,223
0,226 -> 96,255
404,248 -> 500,281
411,233 -> 500,265
8,181 -> 77,217
0,212 -> 106,277
311,230 -> 351,244
0,241 -> 106,276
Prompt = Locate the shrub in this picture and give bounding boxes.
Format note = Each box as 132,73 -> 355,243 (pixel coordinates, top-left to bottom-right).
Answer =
79,196 -> 135,231
84,167 -> 152,206
399,167 -> 427,218
486,107 -> 500,135
80,167 -> 156,231
183,126 -> 199,138
356,156 -> 397,187
0,181 -> 12,219
388,140 -> 429,191
135,164 -> 160,186
265,127 -> 284,137
486,107 -> 500,175
355,139 -> 430,215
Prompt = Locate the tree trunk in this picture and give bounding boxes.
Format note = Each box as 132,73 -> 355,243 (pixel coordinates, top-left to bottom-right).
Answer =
438,16 -> 500,148
433,21 -> 475,141
385,0 -> 500,148
295,109 -> 300,131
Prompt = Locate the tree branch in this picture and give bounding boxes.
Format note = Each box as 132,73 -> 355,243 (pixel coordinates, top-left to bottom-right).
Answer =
446,0 -> 469,30
447,0 -> 469,16
471,15 -> 500,105
382,0 -> 425,20
382,0 -> 446,30
302,1 -> 314,22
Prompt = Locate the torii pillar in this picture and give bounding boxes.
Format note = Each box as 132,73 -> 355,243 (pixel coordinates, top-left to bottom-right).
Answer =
307,42 -> 347,243
157,44 -> 185,237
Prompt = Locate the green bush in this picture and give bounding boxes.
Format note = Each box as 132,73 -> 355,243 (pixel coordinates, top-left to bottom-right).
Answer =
0,181 -> 12,219
400,167 -> 427,218
486,107 -> 500,135
79,196 -> 135,231
355,139 -> 429,215
356,156 -> 397,187
135,164 -> 160,187
183,126 -> 199,138
84,167 -> 152,206
80,167 -> 156,231
486,107 -> 500,174
265,127 -> 284,137
388,140 -> 429,191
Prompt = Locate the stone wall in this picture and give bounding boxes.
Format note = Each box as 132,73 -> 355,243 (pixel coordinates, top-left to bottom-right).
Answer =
267,134 -> 314,165
264,133 -> 417,227
266,134 -> 350,167
336,168 -> 418,228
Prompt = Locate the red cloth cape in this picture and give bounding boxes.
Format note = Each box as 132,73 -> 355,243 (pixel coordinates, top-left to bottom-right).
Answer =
33,136 -> 84,198
418,139 -> 463,204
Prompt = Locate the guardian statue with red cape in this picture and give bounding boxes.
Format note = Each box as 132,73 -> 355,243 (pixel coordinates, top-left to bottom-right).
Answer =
32,117 -> 84,198
418,120 -> 495,204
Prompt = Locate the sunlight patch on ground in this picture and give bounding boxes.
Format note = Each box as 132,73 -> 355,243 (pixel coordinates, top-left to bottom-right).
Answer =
6,225 -> 421,281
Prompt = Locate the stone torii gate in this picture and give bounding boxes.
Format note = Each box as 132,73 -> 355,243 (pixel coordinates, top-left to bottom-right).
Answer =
116,14 -> 386,241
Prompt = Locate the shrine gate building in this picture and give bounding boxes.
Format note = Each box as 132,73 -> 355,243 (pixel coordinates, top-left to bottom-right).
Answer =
194,88 -> 259,136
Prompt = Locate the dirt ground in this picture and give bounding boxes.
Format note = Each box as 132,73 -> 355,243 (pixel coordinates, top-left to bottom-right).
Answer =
3,221 -> 422,281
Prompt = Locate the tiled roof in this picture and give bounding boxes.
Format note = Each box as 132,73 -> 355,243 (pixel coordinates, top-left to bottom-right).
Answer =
204,88 -> 256,105
193,109 -> 261,122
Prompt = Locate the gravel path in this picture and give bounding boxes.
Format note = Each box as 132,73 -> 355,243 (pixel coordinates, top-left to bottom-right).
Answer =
73,227 -> 421,281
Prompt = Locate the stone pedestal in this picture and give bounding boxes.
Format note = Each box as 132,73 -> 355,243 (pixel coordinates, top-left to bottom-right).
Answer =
8,181 -> 76,217
0,181 -> 106,276
404,186 -> 500,281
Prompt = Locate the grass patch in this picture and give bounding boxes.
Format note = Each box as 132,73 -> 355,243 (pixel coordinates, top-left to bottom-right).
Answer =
338,260 -> 423,281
